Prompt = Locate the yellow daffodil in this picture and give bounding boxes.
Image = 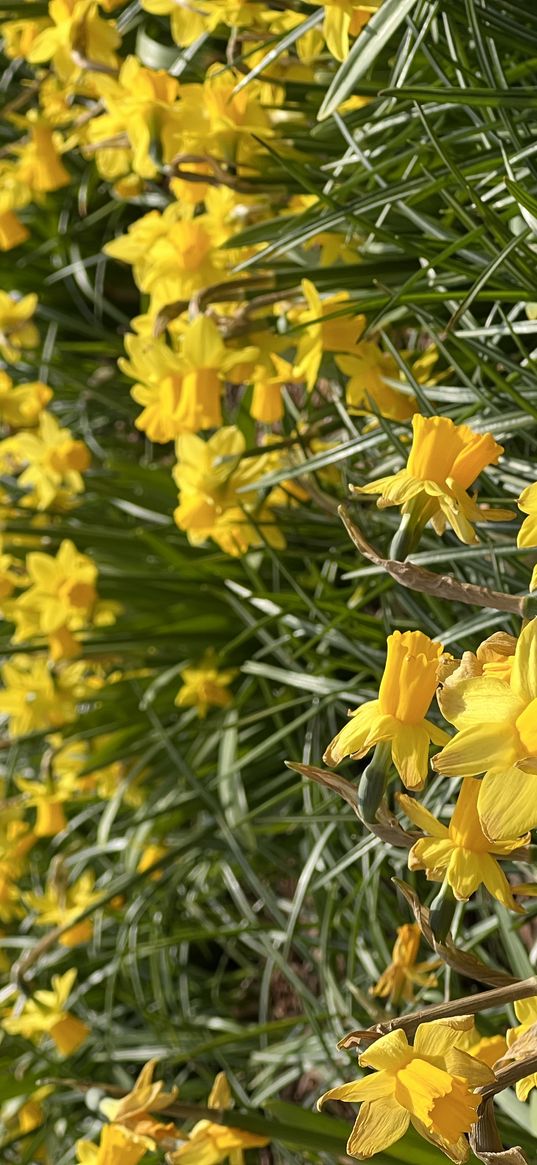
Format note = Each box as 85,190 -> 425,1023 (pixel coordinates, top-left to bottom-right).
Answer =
507,998 -> 537,1101
318,1017 -> 494,1162
311,1 -> 380,61
458,1027 -> 507,1070
173,426 -> 285,557
168,1072 -> 269,1165
251,353 -> 298,425
175,652 -> 237,719
26,0 -> 121,82
76,1124 -> 151,1165
0,209 -> 29,250
100,1059 -> 177,1145
324,630 -> 448,789
292,279 -> 365,390
3,969 -> 89,1056
25,867 -> 100,946
16,765 -> 79,836
371,923 -> 438,1005
399,778 -> 528,909
103,202 -> 183,294
0,655 -> 89,737
0,411 -> 90,509
354,414 -> 511,544
1,16 -> 51,60
138,217 -> 221,314
0,811 -> 35,922
140,0 -> 264,47
433,619 -> 537,840
87,57 -> 184,180
0,291 -> 39,362
517,482 -> 537,588
0,371 -> 51,429
9,539 -> 116,660
13,121 -> 71,194
336,345 -> 418,422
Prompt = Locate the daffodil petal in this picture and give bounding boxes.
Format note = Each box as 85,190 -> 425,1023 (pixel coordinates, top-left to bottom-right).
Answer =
347,1097 -> 410,1159
478,768 -> 537,840
360,1028 -> 410,1071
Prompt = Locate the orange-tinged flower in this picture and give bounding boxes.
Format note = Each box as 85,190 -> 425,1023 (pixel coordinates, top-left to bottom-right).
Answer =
354,414 -> 511,544
100,1059 -> 177,1146
399,778 -> 528,909
324,630 -> 448,789
371,923 -> 438,1005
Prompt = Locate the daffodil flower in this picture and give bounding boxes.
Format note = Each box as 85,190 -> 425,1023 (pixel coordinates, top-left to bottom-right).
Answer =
354,414 -> 512,544
507,998 -> 537,1101
318,1017 -> 494,1162
324,630 -> 448,789
176,651 -> 237,719
3,969 -> 89,1056
168,1072 -> 269,1165
399,778 -> 528,909
370,923 -> 438,1005
433,619 -> 537,840
76,1123 -> 151,1165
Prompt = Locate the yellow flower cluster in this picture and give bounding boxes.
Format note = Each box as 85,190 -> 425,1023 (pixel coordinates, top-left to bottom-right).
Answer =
325,621 -> 536,912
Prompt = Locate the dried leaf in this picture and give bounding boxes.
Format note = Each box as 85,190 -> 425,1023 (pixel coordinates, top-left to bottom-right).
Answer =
470,1099 -> 528,1165
338,506 -> 524,615
394,880 -> 519,987
285,761 -> 417,849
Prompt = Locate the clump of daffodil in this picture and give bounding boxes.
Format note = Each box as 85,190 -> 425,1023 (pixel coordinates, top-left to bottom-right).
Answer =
0,371 -> 52,429
168,1072 -> 269,1164
176,652 -> 237,719
24,865 -> 100,946
517,482 -> 537,589
318,1017 -> 494,1162
506,998 -> 537,1101
0,411 -> 91,509
370,923 -> 438,1005
354,414 -> 511,544
173,426 -> 285,557
398,778 -> 528,910
0,291 -> 39,361
0,655 -> 94,737
76,1123 -> 151,1165
324,630 -> 448,789
100,1059 -> 177,1147
433,618 -> 537,840
8,538 -> 119,660
2,969 -> 89,1056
